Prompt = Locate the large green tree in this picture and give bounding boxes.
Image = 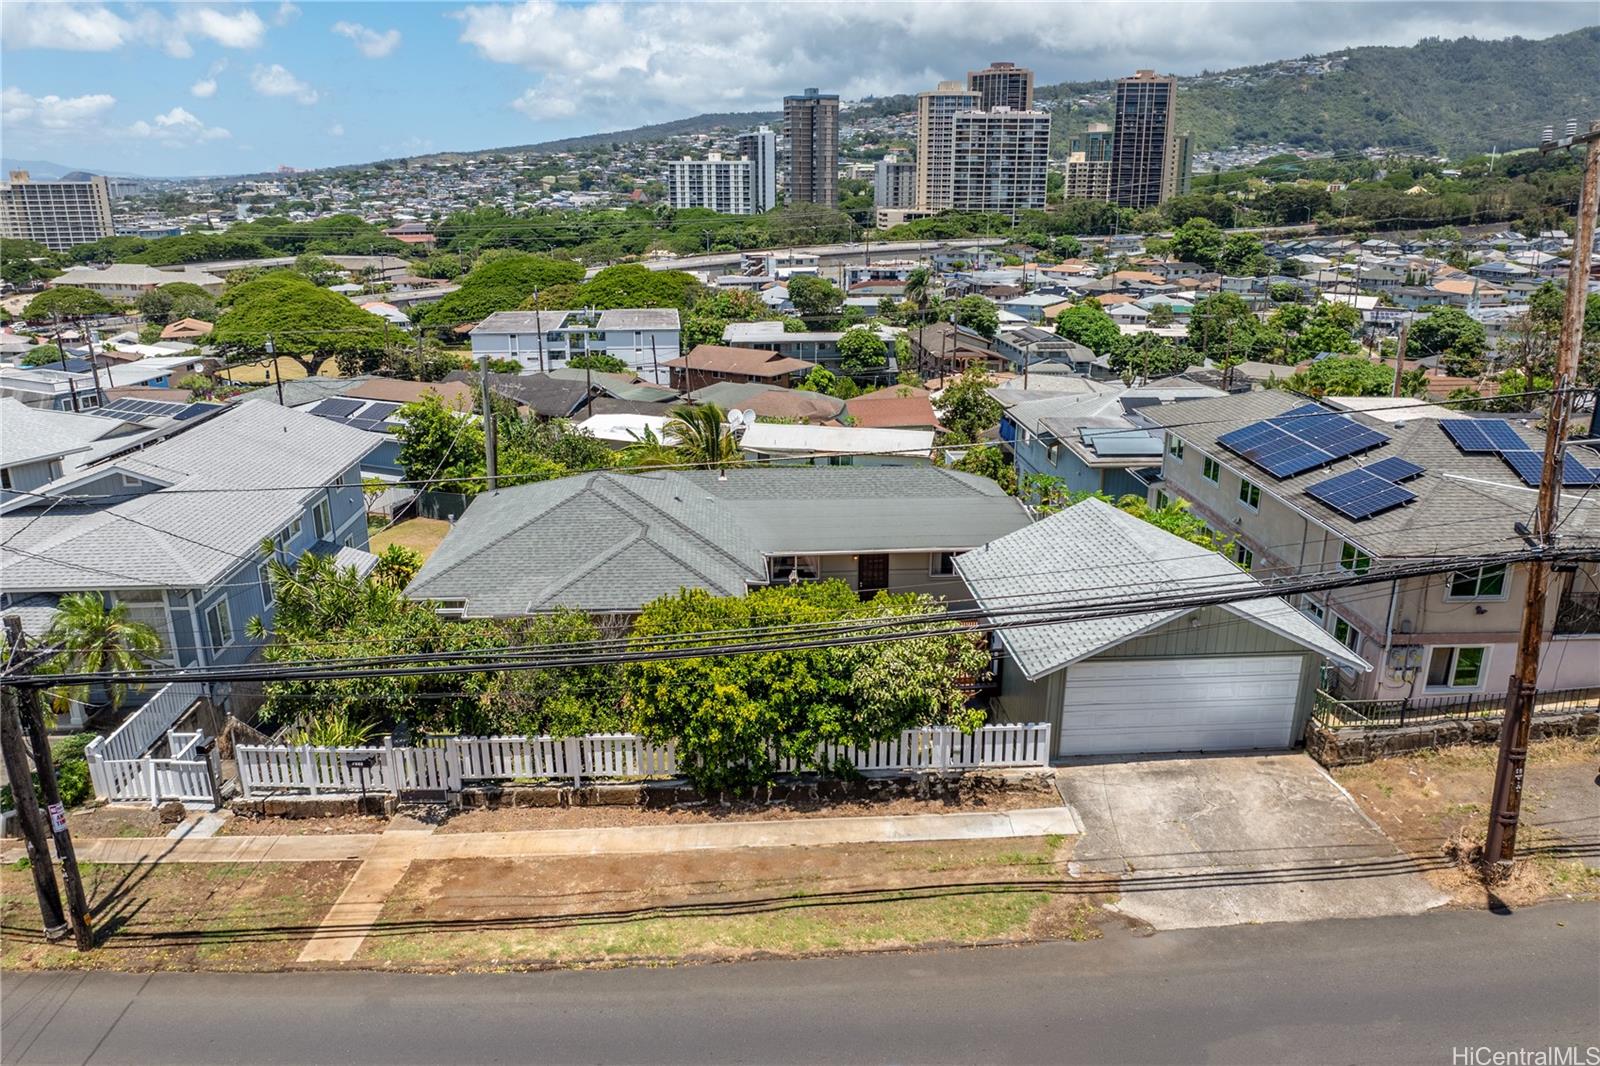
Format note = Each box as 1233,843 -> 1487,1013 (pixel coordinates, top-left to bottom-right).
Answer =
1054,300 -> 1121,355
934,366 -> 1003,443
1274,356 -> 1394,397
1170,217 -> 1225,270
788,274 -> 844,323
39,593 -> 162,720
22,286 -> 118,323
213,272 -> 388,376
952,294 -> 1000,340
1107,333 -> 1196,381
1410,305 -> 1489,377
416,253 -> 584,326
836,326 -> 887,376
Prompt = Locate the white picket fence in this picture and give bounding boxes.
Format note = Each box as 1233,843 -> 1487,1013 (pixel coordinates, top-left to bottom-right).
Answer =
85,729 -> 217,807
236,723 -> 1050,798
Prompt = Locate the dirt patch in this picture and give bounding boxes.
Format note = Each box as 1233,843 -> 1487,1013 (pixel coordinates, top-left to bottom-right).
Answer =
438,788 -> 1059,834
217,813 -> 392,836
356,833 -> 1102,970
1335,736 -> 1600,908
64,806 -> 176,839
1,860 -> 358,972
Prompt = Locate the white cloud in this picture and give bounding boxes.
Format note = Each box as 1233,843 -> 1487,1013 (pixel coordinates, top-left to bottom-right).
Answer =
332,21 -> 401,59
250,63 -> 318,105
327,122 -> 345,137
1,87 -> 118,129
273,2 -> 301,27
452,0 -> 1600,127
0,3 -> 266,57
190,60 -> 227,98
127,105 -> 231,144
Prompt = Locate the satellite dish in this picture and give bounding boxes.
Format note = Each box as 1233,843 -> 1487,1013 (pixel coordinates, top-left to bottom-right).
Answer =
742,409 -> 757,427
727,409 -> 744,428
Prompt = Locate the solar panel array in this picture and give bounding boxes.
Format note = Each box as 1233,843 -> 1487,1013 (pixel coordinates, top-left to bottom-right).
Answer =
1306,469 -> 1418,520
309,396 -> 399,434
1439,418 -> 1600,487
1363,456 -> 1425,483
87,398 -> 223,424
1217,402 -> 1390,479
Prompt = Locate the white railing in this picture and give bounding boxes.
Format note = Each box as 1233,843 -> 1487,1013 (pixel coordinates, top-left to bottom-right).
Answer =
97,682 -> 206,762
85,728 -> 216,807
236,724 -> 1051,798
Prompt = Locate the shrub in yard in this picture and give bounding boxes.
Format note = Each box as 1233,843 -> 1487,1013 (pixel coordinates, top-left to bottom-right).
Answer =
625,581 -> 987,793
0,732 -> 96,810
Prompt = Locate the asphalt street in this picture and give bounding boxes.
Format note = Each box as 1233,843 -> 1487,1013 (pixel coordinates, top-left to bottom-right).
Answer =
3,903 -> 1597,1066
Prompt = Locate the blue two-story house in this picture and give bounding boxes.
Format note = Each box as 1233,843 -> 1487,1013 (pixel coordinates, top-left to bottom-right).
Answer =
0,402 -> 377,723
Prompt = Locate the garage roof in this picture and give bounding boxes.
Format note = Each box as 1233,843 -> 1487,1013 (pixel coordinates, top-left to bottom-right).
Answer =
955,499 -> 1371,681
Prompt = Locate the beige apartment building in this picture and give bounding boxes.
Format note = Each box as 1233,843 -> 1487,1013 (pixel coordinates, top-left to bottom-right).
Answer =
1065,123 -> 1113,201
951,107 -> 1051,219
1,171 -> 114,252
915,82 -> 981,211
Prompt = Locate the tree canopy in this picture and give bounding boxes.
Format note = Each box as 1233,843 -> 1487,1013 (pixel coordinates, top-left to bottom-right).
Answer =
213,272 -> 388,375
952,294 -> 1000,340
836,326 -> 887,376
416,253 -> 585,326
1054,300 -> 1121,355
22,286 -> 118,322
1409,305 -> 1488,377
934,366 -> 1003,442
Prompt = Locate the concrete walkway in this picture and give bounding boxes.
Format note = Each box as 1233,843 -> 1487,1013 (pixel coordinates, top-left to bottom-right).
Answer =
7,806 -> 1082,868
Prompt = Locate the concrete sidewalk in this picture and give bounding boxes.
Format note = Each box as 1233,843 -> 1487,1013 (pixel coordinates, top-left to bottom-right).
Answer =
6,806 -> 1083,867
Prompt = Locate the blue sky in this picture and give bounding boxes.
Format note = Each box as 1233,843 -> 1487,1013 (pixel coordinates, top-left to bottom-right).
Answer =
2,1 -> 1595,177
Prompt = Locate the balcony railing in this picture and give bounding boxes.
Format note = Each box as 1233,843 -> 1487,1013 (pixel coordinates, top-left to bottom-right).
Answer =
1313,686 -> 1600,730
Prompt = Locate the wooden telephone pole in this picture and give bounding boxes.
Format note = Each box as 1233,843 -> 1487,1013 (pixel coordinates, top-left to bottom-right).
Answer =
1483,119 -> 1600,874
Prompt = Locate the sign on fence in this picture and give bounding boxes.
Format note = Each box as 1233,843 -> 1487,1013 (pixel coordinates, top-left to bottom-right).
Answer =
236,724 -> 1051,799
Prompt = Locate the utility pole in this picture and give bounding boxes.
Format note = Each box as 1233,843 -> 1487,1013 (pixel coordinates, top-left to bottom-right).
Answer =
82,320 -> 106,405
1483,118 -> 1600,874
1,620 -> 69,942
1390,321 -> 1408,398
479,351 -> 498,491
3,617 -> 93,949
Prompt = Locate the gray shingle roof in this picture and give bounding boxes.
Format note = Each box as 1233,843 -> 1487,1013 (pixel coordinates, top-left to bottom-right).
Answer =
1140,391 -> 1600,557
0,399 -> 114,468
1,403 -> 378,593
955,499 -> 1369,681
406,467 -> 1032,615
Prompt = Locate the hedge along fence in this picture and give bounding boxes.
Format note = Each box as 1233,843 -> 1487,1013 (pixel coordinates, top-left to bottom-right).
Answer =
236,723 -> 1051,797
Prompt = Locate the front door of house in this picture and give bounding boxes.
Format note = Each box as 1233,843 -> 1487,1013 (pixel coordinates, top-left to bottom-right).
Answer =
857,554 -> 889,596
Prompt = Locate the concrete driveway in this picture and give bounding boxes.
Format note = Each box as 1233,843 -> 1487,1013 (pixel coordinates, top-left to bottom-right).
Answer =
1056,752 -> 1449,930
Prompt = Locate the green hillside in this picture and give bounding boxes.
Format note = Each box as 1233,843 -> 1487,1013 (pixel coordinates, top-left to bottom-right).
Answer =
500,28 -> 1596,160
1043,28 -> 1598,156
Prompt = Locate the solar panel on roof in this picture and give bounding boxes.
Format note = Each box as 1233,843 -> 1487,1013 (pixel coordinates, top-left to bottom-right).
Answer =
1220,403 -> 1390,479
1364,456 -> 1425,483
172,403 -> 220,422
347,418 -> 390,433
1562,454 -> 1600,486
1498,449 -> 1544,486
1480,421 -> 1532,452
358,402 -> 400,421
1306,469 -> 1418,520
1440,419 -> 1497,453
310,398 -> 362,419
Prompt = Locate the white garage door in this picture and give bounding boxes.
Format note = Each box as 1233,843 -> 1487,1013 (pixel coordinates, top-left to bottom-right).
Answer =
1059,655 -> 1302,756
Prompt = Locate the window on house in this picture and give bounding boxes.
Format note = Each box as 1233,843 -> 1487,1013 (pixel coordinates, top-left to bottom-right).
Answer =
1168,436 -> 1184,460
930,551 -> 960,577
1299,595 -> 1326,622
312,498 -> 333,540
258,561 -> 274,608
1234,544 -> 1254,571
1331,614 -> 1361,653
1425,646 -> 1486,690
1046,442 -> 1060,464
1237,478 -> 1260,509
204,600 -> 233,651
113,590 -> 168,655
1447,564 -> 1507,600
1202,457 -> 1220,483
1339,542 -> 1372,575
434,599 -> 467,619
282,517 -> 302,547
1156,490 -> 1170,509
0,468 -> 11,490
770,555 -> 822,583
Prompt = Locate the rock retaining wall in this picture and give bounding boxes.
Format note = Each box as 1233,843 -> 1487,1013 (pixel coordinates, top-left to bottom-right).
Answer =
1306,710 -> 1598,768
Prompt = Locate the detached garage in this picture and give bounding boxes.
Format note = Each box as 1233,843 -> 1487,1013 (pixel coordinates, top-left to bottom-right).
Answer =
956,500 -> 1370,758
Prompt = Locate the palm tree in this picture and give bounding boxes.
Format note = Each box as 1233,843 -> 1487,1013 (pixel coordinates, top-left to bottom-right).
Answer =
39,592 -> 162,720
618,425 -> 681,470
665,404 -> 743,470
905,267 -> 933,377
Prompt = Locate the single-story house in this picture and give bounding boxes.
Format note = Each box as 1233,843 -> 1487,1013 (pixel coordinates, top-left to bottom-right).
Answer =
959,499 -> 1369,757
737,422 -> 935,466
405,466 -> 1032,617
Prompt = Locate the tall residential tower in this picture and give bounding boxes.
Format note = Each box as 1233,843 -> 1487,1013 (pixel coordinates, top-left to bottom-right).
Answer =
967,61 -> 1034,112
915,82 -> 982,211
783,88 -> 839,205
736,126 -> 778,213
1109,70 -> 1179,209
0,171 -> 114,252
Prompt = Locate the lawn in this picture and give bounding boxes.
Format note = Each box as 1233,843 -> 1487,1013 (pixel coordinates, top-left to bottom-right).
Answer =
357,835 -> 1100,970
368,518 -> 452,563
1,861 -> 359,972
1335,736 -> 1600,907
